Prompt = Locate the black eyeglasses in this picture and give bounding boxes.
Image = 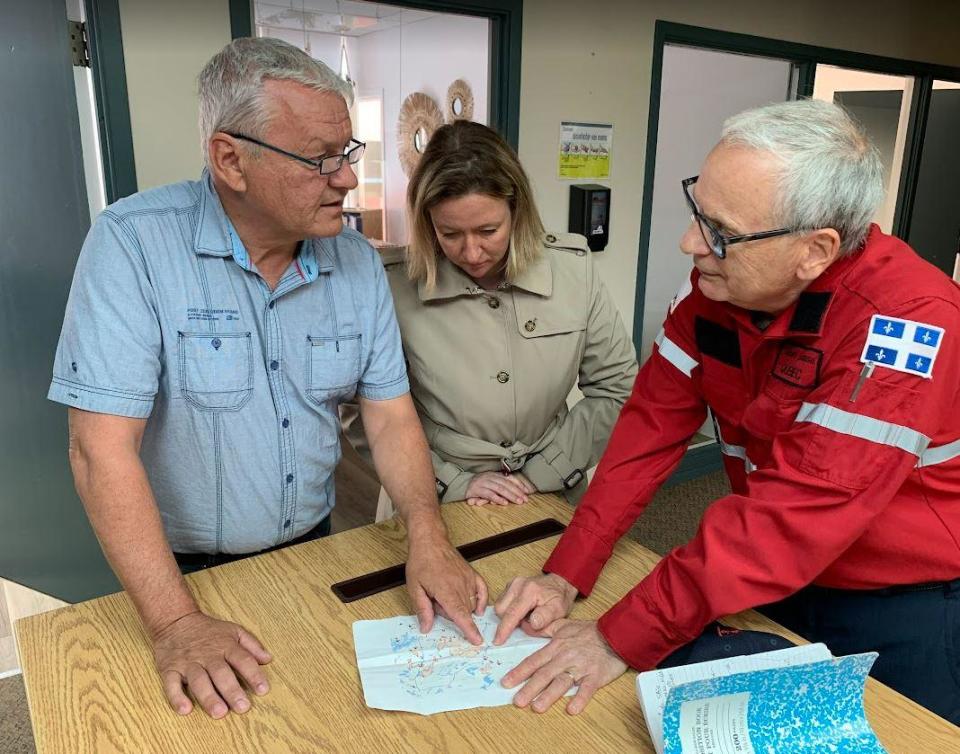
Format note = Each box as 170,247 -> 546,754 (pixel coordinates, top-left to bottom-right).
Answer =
225,132 -> 366,175
682,175 -> 797,259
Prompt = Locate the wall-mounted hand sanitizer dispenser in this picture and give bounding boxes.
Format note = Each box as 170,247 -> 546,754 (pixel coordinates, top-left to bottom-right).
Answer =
569,184 -> 611,252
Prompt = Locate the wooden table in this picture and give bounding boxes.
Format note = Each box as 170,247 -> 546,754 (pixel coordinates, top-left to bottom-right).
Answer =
15,495 -> 960,753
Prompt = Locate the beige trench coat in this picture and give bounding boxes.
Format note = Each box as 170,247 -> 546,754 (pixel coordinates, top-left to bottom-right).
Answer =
345,232 -> 637,511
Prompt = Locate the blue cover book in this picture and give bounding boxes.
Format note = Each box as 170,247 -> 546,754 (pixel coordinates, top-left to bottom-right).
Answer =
661,653 -> 886,754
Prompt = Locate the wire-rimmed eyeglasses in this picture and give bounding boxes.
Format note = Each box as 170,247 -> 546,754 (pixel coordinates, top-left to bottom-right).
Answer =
225,132 -> 366,175
682,175 -> 797,259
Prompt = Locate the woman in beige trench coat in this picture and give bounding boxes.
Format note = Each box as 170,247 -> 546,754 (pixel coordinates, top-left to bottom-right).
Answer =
349,121 -> 637,515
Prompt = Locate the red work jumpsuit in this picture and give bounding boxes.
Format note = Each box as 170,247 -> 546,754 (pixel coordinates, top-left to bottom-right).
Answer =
544,226 -> 960,670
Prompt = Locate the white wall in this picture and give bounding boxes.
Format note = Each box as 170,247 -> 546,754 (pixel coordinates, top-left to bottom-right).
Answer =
517,0 -> 960,354
118,0 -> 231,189
254,23 -> 359,77
640,46 -> 792,360
353,12 -> 489,242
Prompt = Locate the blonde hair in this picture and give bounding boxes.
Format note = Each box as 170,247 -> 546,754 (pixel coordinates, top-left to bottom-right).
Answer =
406,121 -> 545,289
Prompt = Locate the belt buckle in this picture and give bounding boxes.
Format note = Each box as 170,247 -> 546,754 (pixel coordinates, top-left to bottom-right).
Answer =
562,468 -> 585,490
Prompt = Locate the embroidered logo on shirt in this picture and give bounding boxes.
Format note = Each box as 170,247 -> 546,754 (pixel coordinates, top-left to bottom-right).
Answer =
772,343 -> 822,388
186,307 -> 241,322
859,314 -> 944,379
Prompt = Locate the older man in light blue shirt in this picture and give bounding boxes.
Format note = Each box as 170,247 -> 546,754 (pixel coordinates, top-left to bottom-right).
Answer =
49,37 -> 487,721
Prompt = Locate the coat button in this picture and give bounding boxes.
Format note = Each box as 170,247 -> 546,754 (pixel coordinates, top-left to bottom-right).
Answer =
499,440 -> 511,448
546,234 -> 557,243
524,320 -> 536,332
487,297 -> 501,309
496,371 -> 510,384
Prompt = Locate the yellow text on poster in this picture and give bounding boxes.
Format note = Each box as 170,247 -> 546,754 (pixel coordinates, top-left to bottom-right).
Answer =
559,121 -> 613,179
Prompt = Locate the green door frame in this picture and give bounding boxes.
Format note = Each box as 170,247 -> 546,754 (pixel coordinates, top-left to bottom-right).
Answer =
635,21 -> 960,484
229,0 -> 523,148
84,0 -> 138,201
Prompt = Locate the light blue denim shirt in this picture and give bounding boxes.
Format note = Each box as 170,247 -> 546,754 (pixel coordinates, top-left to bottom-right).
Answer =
49,172 -> 408,553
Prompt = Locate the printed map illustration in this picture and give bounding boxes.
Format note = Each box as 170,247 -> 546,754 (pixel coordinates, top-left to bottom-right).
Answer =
389,614 -> 503,696
353,607 -> 566,714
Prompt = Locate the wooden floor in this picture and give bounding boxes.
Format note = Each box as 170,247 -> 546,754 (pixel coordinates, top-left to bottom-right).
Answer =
331,435 -> 381,533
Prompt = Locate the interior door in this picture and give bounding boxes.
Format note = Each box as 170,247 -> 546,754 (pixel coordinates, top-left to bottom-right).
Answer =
907,83 -> 960,276
0,0 -> 118,600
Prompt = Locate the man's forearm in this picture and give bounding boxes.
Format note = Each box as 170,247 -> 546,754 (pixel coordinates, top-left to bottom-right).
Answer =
71,446 -> 198,636
367,412 -> 446,539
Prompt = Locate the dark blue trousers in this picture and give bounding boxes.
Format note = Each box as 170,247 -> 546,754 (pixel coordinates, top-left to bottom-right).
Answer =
759,579 -> 960,725
174,515 -> 332,575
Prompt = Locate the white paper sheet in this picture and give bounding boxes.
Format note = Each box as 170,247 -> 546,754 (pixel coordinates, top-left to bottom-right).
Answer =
636,643 -> 832,754
353,606 -> 571,715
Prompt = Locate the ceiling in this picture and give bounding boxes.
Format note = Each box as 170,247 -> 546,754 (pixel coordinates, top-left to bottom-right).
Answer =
255,1 -> 436,37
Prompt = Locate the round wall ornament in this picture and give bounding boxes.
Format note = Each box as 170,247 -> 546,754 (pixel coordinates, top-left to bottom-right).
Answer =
397,92 -> 444,177
445,78 -> 474,122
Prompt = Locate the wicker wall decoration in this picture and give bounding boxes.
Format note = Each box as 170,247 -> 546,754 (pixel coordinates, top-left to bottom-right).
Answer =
445,79 -> 474,122
397,92 -> 444,177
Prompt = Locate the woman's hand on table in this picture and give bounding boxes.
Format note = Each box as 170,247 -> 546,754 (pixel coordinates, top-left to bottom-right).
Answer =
466,471 -> 536,506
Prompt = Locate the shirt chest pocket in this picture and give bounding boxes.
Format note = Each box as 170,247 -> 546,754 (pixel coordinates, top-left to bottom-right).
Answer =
306,334 -> 362,404
178,331 -> 253,411
741,374 -> 812,442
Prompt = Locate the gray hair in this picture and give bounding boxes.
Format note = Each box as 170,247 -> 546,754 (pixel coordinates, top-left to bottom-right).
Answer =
197,37 -> 353,165
721,99 -> 884,253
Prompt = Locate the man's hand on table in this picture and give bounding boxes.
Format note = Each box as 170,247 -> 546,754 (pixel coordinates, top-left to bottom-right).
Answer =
492,573 -> 578,644
151,610 -> 272,719
406,525 -> 489,645
502,619 -> 628,714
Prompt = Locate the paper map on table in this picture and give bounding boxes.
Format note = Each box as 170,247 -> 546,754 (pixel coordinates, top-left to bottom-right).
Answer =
353,606 -> 571,715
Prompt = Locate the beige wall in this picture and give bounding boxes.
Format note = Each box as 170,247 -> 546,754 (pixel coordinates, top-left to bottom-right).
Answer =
518,0 -> 960,346
117,0 -> 960,337
118,0 -> 231,189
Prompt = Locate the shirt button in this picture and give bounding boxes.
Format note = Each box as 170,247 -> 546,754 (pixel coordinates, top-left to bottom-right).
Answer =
524,320 -> 536,332
496,371 -> 510,384
270,360 -> 279,370
546,234 -> 557,243
487,297 -> 501,309
284,519 -> 291,528
269,300 -> 275,309
282,418 -> 290,428
286,473 -> 294,483
499,440 -> 511,448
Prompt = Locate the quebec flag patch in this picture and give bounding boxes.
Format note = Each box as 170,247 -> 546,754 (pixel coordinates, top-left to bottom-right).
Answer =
860,314 -> 945,379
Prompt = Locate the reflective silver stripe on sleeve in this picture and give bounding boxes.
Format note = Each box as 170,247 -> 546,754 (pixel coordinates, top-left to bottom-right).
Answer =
795,402 -> 930,457
917,438 -> 960,468
655,328 -> 698,378
712,415 -> 756,474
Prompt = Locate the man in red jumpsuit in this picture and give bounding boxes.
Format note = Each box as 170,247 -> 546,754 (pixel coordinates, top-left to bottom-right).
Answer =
493,99 -> 960,724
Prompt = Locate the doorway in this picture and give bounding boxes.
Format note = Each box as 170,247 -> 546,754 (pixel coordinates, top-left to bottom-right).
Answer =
635,21 -> 960,481
252,1 -> 492,246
